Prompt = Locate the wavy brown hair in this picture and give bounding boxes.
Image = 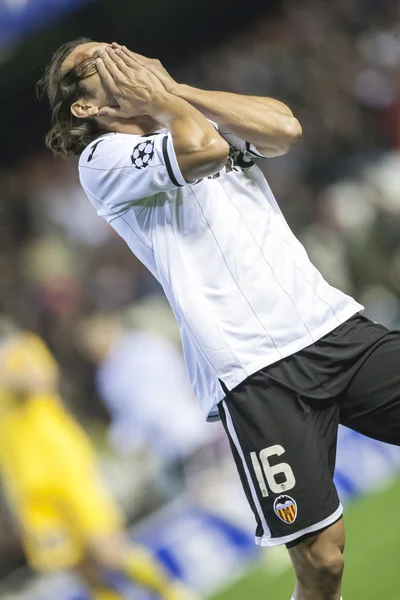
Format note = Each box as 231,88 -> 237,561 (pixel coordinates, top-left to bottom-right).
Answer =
38,38 -> 105,156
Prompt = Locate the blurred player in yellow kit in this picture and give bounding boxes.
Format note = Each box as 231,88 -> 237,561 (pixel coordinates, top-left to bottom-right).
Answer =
0,325 -> 194,600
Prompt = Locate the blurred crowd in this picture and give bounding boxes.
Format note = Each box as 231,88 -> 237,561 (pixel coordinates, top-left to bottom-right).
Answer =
179,0 -> 400,325
0,0 -> 400,585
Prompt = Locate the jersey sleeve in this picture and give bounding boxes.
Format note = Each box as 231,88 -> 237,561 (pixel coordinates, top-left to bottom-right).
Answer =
218,129 -> 268,160
79,132 -> 187,215
205,119 -> 267,161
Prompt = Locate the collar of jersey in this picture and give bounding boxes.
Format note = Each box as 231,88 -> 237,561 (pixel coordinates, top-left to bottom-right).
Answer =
96,128 -> 166,141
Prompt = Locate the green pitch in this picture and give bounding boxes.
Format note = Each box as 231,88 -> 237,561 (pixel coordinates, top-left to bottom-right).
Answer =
213,478 -> 400,600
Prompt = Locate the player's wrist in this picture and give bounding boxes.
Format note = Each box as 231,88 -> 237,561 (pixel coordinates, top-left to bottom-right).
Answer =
174,83 -> 199,101
146,91 -> 176,114
147,92 -> 195,121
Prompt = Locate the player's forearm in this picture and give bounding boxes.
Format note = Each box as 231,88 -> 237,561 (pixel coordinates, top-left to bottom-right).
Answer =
175,85 -> 302,156
149,92 -> 229,180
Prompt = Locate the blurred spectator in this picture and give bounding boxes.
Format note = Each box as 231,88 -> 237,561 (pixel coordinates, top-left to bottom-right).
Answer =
0,324 -> 194,600
76,300 -> 224,498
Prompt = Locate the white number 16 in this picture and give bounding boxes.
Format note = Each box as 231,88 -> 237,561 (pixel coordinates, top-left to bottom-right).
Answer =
250,445 -> 296,497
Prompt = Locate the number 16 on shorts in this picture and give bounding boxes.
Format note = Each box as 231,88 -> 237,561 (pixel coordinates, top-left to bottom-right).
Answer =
250,444 -> 296,496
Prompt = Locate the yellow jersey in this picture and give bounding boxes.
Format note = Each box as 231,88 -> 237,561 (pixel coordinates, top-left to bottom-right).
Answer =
0,331 -> 122,570
0,331 -> 95,493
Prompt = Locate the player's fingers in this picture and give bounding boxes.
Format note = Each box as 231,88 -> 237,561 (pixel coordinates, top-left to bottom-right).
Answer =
113,47 -> 143,71
121,47 -> 164,76
102,47 -> 126,81
95,58 -> 119,94
121,46 -> 150,67
106,48 -> 135,76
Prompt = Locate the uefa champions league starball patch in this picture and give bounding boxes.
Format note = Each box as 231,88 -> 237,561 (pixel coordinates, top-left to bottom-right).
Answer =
131,140 -> 155,169
273,495 -> 297,524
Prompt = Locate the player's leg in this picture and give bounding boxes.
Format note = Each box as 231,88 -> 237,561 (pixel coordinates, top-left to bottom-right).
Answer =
218,362 -> 344,600
65,467 -> 197,600
285,316 -> 400,600
288,520 -> 344,600
10,491 -> 124,600
13,491 -> 84,573
88,533 -> 197,600
74,559 -> 125,600
339,325 -> 400,446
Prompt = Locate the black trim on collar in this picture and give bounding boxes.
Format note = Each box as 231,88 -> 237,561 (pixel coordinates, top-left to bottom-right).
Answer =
162,135 -> 183,187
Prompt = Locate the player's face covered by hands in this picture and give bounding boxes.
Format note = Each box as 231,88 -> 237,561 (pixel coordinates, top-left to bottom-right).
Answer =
62,42 -> 117,119
110,43 -> 179,95
64,42 -> 175,127
94,46 -> 167,120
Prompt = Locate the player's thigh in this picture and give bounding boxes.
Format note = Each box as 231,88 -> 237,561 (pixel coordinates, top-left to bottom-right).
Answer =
13,490 -> 83,571
218,377 -> 342,547
340,330 -> 400,445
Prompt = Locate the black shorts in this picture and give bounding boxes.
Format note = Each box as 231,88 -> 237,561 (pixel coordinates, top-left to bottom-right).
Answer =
218,314 -> 400,548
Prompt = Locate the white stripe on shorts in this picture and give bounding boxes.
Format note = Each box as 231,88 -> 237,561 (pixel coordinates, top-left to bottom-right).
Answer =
222,400 -> 271,539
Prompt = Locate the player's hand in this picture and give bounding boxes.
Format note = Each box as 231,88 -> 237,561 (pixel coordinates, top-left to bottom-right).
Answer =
111,43 -> 179,95
96,47 -> 168,119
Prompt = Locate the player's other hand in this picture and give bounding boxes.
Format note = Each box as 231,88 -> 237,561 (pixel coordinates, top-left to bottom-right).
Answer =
111,43 -> 179,95
96,47 -> 167,119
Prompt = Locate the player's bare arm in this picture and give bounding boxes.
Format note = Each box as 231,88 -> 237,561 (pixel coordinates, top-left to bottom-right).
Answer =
176,89 -> 302,157
96,48 -> 229,181
112,44 -> 301,157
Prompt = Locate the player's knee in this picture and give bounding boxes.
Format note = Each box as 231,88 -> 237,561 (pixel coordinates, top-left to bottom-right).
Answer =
291,521 -> 345,588
306,542 -> 344,583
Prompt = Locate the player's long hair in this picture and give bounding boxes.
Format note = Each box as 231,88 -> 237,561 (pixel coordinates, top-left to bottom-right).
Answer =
38,38 -> 105,156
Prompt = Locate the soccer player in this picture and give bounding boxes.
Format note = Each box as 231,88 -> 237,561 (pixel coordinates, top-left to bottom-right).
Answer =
39,38 -> 400,600
0,324 -> 195,600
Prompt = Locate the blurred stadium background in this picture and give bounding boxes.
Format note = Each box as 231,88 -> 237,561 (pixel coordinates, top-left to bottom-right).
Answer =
0,0 -> 400,598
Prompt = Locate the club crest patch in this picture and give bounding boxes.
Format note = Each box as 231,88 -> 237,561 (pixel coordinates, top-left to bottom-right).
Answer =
273,495 -> 297,524
131,140 -> 155,169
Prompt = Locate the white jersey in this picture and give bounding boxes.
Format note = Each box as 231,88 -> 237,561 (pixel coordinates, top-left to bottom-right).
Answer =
79,127 -> 363,421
